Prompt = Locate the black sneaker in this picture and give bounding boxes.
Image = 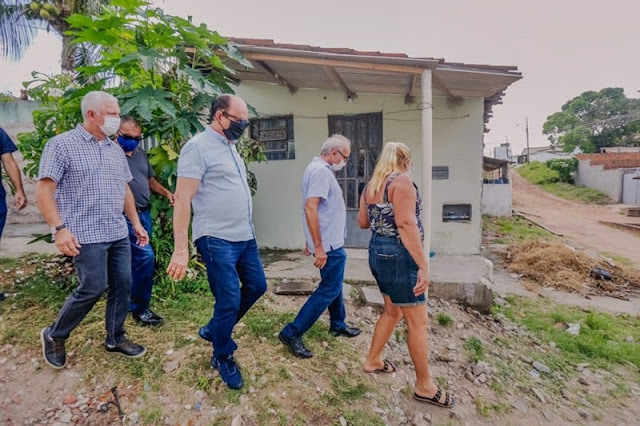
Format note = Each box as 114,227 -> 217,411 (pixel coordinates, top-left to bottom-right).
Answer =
40,327 -> 66,369
105,338 -> 147,358
132,309 -> 164,327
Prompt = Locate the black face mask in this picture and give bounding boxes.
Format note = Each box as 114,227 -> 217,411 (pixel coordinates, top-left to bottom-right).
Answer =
223,118 -> 249,141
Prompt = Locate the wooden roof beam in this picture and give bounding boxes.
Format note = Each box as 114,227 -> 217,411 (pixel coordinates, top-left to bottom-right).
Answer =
404,74 -> 419,104
323,66 -> 357,101
243,52 -> 424,75
254,60 -> 297,94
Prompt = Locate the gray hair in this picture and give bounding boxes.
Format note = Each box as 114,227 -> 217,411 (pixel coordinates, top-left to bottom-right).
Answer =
80,91 -> 118,117
320,134 -> 351,155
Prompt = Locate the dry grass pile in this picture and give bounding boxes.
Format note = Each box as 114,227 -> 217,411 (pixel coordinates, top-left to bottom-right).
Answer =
506,241 -> 640,296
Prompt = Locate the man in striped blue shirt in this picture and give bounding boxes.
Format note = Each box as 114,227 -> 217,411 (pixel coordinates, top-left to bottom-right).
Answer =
36,91 -> 149,369
167,94 -> 267,390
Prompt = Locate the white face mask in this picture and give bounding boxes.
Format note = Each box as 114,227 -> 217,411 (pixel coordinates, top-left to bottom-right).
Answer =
332,159 -> 346,171
99,116 -> 121,136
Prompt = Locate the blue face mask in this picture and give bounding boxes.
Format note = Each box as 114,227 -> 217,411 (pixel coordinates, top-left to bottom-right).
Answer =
117,135 -> 140,152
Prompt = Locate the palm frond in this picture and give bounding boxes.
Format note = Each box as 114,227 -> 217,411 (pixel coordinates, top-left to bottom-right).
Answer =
0,0 -> 40,60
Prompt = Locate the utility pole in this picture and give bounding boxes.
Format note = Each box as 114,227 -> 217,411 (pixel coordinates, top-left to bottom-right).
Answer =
525,117 -> 530,163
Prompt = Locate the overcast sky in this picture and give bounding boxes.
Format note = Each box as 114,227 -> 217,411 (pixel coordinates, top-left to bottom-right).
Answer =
1,0 -> 639,156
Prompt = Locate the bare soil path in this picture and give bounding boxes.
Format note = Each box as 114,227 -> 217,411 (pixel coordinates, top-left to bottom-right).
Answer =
512,171 -> 640,267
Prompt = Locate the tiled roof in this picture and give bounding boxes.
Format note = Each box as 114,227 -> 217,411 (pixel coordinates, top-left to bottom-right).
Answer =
576,153 -> 640,170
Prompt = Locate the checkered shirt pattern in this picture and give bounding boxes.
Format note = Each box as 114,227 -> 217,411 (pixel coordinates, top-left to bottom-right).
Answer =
38,124 -> 133,244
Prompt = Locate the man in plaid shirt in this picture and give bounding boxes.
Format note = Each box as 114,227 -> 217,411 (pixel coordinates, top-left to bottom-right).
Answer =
35,91 -> 149,369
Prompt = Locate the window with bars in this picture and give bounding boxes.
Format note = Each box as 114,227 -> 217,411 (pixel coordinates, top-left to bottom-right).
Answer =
250,115 -> 295,161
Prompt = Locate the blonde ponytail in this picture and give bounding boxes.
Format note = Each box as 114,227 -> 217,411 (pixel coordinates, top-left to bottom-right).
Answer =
367,142 -> 412,199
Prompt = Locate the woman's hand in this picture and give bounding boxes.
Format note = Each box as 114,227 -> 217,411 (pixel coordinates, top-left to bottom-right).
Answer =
413,268 -> 430,296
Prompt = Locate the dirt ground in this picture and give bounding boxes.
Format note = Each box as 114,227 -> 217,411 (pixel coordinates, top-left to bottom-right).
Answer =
511,171 -> 640,267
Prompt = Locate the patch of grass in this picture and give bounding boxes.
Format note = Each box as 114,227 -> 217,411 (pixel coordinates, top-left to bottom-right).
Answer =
518,162 -> 561,184
342,410 -> 386,426
540,182 -> 611,204
483,216 -> 553,244
494,297 -> 640,370
0,257 -> 20,269
139,406 -> 164,424
601,251 -> 634,266
464,337 -> 485,362
436,313 -> 454,326
331,375 -> 370,401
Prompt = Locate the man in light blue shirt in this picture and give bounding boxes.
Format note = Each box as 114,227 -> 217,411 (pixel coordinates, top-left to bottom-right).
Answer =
279,135 -> 362,358
167,94 -> 266,390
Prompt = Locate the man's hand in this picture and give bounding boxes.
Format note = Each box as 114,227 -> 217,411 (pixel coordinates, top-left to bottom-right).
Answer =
132,224 -> 149,247
55,228 -> 81,257
413,268 -> 430,296
167,192 -> 175,207
313,245 -> 328,269
14,191 -> 27,210
302,242 -> 311,257
167,250 -> 189,281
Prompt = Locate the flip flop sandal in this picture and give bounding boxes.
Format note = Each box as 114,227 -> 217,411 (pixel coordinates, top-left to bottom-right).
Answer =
371,359 -> 397,374
413,386 -> 455,408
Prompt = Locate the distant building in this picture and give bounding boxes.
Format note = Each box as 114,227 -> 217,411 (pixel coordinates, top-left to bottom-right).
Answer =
493,143 -> 512,161
575,153 -> 640,204
514,146 -> 580,163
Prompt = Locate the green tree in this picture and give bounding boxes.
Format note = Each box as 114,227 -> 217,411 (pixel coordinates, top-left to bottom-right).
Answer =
0,0 -> 109,71
543,88 -> 640,153
18,0 -> 266,297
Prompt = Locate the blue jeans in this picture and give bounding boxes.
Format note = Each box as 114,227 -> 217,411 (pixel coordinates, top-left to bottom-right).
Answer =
126,211 -> 155,312
49,237 -> 132,346
368,234 -> 426,306
0,196 -> 6,241
281,247 -> 348,338
195,236 -> 267,359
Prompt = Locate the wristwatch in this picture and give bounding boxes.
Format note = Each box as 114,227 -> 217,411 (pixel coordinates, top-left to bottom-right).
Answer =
50,224 -> 66,235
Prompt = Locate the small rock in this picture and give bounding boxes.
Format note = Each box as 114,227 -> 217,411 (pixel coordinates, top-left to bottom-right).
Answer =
163,360 -> 180,373
184,405 -> 192,410
577,408 -> 589,419
127,412 -> 139,425
464,371 -> 475,382
478,373 -> 487,384
195,390 -> 207,400
473,361 -> 490,376
625,335 -> 634,343
63,395 -> 77,405
456,322 -> 465,329
549,341 -> 556,349
239,395 -> 249,405
511,399 -> 529,414
578,377 -> 590,386
231,414 -> 244,426
520,355 -> 533,364
542,410 -> 554,422
59,408 -> 73,423
560,398 -> 571,407
531,387 -> 546,404
576,362 -> 590,371
336,361 -> 348,374
339,416 -> 347,426
165,349 -> 174,356
532,361 -> 551,374
411,413 -> 429,426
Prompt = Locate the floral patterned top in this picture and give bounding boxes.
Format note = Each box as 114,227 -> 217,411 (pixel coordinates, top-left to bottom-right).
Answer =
364,173 -> 424,241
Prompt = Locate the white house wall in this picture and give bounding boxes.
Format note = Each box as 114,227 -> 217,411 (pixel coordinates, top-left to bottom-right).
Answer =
235,81 -> 484,254
529,152 -> 575,163
575,160 -> 622,202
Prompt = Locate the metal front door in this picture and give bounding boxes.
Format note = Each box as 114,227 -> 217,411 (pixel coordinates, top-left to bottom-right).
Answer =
328,112 -> 383,248
622,173 -> 640,205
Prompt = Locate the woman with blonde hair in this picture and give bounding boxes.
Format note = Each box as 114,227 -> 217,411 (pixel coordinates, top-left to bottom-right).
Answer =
357,142 -> 454,408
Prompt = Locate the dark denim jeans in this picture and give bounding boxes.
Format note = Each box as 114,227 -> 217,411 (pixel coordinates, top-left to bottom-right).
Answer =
126,210 -> 155,312
281,247 -> 348,338
49,237 -> 132,346
195,236 -> 267,359
0,195 -> 7,241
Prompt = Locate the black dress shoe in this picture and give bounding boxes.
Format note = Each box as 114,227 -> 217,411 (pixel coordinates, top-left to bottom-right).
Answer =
105,338 -> 147,358
330,326 -> 362,338
40,327 -> 66,369
278,331 -> 313,358
199,326 -> 212,342
132,309 -> 164,326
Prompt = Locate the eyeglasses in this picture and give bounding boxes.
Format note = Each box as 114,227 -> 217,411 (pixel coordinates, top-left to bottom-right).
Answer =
336,149 -> 349,161
222,111 -> 250,129
119,133 -> 142,142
